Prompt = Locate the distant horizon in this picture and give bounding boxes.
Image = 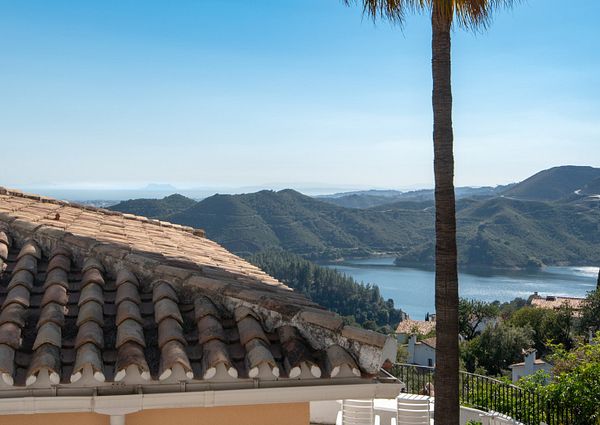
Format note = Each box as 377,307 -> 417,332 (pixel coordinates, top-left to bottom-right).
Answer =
7,174 -> 513,200
8,163 -> 598,199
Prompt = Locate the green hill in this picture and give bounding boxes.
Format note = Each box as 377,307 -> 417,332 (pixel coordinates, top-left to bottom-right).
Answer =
167,189 -> 434,259
501,166 -> 600,201
109,194 -> 197,218
164,189 -> 599,269
581,176 -> 600,196
319,186 -> 511,209
109,166 -> 600,269
395,197 -> 600,268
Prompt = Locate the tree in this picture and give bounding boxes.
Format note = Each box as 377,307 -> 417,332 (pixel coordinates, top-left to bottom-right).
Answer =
343,1 -> 517,423
579,289 -> 600,334
462,323 -> 534,376
459,298 -> 499,340
510,306 -> 574,354
542,337 -> 600,424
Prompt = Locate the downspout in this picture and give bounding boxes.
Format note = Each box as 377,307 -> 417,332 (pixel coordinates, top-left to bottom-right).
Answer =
110,415 -> 126,425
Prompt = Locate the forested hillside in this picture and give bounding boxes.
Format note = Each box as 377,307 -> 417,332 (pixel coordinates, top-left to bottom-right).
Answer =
109,194 -> 196,218
166,189 -> 434,259
501,166 -> 600,201
248,249 -> 405,331
396,197 -> 600,268
109,166 -> 600,269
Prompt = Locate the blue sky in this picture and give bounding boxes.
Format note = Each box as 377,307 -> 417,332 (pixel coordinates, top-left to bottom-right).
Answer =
0,0 -> 599,192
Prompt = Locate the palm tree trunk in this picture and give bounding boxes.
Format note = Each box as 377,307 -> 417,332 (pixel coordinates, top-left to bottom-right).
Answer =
431,5 -> 460,425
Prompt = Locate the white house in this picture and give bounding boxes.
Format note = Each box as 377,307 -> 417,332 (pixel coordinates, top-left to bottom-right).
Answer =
407,335 -> 436,367
509,349 -> 552,383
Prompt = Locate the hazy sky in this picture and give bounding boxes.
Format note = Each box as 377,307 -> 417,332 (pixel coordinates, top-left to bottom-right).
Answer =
1,0 -> 599,191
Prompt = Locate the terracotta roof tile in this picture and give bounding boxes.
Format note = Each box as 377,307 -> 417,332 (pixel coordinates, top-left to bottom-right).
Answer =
27,343 -> 61,385
43,268 -> 69,289
325,345 -> 360,378
157,317 -> 186,349
74,321 -> 104,349
197,315 -> 227,345
154,298 -> 183,324
116,319 -> 146,348
159,340 -> 193,380
81,267 -> 105,287
115,282 -> 141,305
7,270 -> 34,291
78,283 -> 104,306
41,285 -> 68,307
0,304 -> 26,328
395,319 -> 436,335
115,342 -> 150,381
12,254 -> 37,276
37,302 -> 66,328
47,254 -> 71,273
32,322 -> 62,350
2,285 -> 30,309
71,342 -> 104,382
0,322 -> 22,349
16,240 -> 42,260
201,339 -> 236,379
116,300 -> 143,326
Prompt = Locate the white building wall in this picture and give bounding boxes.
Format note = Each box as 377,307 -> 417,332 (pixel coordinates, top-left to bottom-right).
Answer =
407,336 -> 435,367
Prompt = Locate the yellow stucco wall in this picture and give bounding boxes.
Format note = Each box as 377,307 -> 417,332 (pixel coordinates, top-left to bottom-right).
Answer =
0,402 -> 310,425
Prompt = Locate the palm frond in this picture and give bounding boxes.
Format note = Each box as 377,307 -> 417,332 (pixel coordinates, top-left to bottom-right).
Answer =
343,0 -> 520,29
342,0 -> 428,24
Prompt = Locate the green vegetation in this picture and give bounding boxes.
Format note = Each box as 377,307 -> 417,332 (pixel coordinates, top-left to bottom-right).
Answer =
167,189 -> 434,259
458,299 -> 499,340
501,165 -> 600,201
247,249 -> 405,332
109,167 -> 600,269
509,306 -> 574,353
459,298 -> 575,376
522,336 -> 600,425
579,289 -> 600,333
462,322 -> 534,376
320,185 -> 510,209
110,193 -> 196,218
396,196 -> 600,269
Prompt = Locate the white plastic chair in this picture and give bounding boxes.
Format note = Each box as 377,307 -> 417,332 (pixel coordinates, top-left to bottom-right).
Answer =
396,394 -> 432,425
337,399 -> 380,425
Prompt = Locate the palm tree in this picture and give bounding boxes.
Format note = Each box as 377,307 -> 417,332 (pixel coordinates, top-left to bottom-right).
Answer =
343,1 -> 516,424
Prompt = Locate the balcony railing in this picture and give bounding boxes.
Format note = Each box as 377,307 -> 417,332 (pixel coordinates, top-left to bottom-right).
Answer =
389,363 -> 577,425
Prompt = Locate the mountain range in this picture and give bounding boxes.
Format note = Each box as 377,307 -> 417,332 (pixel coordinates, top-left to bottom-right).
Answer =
109,166 -> 600,269
317,185 -> 513,209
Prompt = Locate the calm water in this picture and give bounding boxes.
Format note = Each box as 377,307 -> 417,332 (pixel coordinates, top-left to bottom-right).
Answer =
324,257 -> 598,320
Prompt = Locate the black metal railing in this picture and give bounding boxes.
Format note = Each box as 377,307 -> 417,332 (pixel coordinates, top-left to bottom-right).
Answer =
390,363 -> 576,425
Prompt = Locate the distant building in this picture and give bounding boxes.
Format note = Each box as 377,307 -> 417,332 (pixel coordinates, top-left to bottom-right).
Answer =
509,349 -> 552,383
407,335 -> 436,367
530,292 -> 585,316
396,318 -> 436,344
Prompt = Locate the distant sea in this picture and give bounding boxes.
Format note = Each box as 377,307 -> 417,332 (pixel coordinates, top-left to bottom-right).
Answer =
324,257 -> 598,320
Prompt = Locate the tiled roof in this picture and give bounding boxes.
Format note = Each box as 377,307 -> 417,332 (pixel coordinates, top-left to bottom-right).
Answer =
530,295 -> 585,311
419,337 -> 436,349
395,319 -> 436,335
0,188 -> 396,394
509,359 -> 548,368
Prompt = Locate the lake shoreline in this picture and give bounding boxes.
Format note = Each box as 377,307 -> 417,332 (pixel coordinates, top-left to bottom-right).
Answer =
323,257 -> 597,320
320,253 -> 598,273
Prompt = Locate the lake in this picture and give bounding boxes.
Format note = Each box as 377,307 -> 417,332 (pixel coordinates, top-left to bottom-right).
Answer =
324,257 -> 598,320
